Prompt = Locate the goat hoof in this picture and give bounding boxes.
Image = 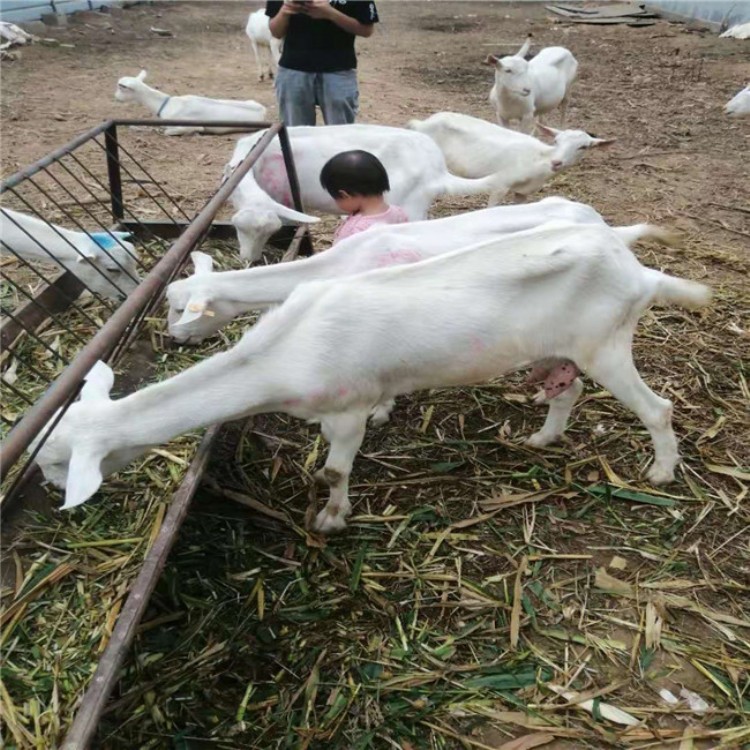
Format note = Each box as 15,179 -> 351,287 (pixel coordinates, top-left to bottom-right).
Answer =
313,509 -> 348,534
369,410 -> 391,427
647,464 -> 675,486
525,431 -> 557,448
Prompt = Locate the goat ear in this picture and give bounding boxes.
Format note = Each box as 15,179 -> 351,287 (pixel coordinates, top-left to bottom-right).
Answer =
535,124 -> 559,139
517,35 -> 532,59
80,361 -> 115,402
275,205 -> 320,225
191,251 -> 214,276
137,69 -> 147,82
483,54 -> 499,67
77,244 -> 100,260
591,137 -> 617,148
176,298 -> 210,326
61,447 -> 105,510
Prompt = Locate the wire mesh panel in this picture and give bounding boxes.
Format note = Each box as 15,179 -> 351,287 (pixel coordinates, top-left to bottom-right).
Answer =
0,120 -> 306,509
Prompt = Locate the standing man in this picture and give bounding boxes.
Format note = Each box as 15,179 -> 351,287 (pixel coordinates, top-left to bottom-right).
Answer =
266,0 -> 379,126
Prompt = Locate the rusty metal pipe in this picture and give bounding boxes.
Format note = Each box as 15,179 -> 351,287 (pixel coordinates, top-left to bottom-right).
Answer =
0,123 -> 282,479
1,121 -> 114,192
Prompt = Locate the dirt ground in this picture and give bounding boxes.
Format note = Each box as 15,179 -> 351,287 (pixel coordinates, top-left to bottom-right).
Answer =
2,2 -> 749,749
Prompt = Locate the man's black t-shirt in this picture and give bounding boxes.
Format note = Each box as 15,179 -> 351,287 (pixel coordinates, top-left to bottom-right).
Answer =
266,1 -> 379,73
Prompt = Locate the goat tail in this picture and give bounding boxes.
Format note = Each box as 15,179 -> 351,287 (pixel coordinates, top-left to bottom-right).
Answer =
406,118 -> 425,131
646,269 -> 712,310
613,223 -> 681,248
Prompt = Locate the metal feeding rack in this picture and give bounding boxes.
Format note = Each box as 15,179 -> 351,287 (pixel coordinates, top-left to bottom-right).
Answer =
0,119 -> 313,748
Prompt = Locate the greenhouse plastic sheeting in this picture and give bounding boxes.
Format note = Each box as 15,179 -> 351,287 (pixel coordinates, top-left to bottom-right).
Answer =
647,1 -> 750,28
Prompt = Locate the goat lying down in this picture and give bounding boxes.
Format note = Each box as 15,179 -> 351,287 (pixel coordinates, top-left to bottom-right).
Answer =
0,207 -> 140,300
114,70 -> 267,135
36,222 -> 710,534
167,197 -> 673,346
226,124 -> 511,262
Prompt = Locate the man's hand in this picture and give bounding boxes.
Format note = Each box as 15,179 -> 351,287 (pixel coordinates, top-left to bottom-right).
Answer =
280,1 -> 304,14
302,0 -> 334,20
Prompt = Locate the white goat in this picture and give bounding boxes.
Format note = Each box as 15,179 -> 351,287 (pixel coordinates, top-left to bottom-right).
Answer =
0,21 -> 34,47
167,197 -> 675,345
227,124 -> 511,262
246,9 -> 282,82
114,70 -> 267,136
720,23 -> 750,40
0,207 -> 140,300
725,85 -> 750,117
36,222 -> 709,534
409,112 -> 615,205
486,37 -> 578,133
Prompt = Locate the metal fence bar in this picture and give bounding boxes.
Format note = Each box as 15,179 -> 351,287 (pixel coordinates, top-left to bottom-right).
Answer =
0,121 -> 113,194
104,123 -> 125,222
0,123 -> 282,480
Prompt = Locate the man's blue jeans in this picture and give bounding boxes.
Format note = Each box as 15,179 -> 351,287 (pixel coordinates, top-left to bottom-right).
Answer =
275,66 -> 359,126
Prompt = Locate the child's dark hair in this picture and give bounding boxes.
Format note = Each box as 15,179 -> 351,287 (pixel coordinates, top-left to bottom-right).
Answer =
320,150 -> 390,198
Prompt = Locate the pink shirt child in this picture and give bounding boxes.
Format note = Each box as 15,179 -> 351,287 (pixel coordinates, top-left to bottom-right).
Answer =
332,205 -> 409,245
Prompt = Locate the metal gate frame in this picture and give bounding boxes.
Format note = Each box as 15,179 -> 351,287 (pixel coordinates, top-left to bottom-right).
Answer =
1,119 -> 313,748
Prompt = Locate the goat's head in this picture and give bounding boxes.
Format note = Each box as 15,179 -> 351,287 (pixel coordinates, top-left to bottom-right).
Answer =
77,232 -> 141,300
537,125 -> 616,171
114,69 -> 148,102
166,252 -> 247,344
484,53 -> 532,96
34,361 -> 133,510
230,204 -> 318,263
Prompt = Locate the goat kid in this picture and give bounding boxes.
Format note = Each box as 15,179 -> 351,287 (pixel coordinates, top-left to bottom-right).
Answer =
114,70 -> 267,135
0,207 -> 139,300
37,222 -> 709,534
485,37 -> 578,133
227,124 -> 511,262
246,9 -> 282,81
408,112 -> 614,204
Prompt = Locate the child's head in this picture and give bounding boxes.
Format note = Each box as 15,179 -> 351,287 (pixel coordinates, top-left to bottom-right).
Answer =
320,150 -> 390,213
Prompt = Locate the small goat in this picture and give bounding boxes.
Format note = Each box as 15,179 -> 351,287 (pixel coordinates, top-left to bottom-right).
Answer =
37,222 -> 709,534
246,9 -> 282,82
114,70 -> 267,135
725,85 -> 750,117
166,197 -> 674,345
485,37 -> 578,133
409,112 -> 615,204
0,207 -> 140,300
227,124 -> 510,262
